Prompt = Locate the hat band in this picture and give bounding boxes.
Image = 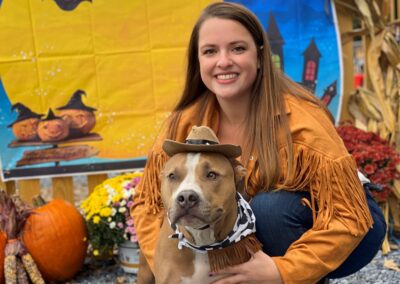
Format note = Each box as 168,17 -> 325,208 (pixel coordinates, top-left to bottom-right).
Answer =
185,139 -> 218,145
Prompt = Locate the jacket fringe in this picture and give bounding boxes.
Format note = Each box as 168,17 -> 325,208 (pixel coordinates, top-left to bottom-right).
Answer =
136,150 -> 168,214
207,234 -> 262,272
277,143 -> 373,236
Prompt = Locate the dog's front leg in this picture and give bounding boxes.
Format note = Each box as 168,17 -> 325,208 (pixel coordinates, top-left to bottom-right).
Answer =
137,251 -> 155,284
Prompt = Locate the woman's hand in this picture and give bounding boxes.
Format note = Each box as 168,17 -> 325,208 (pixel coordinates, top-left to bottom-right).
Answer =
211,250 -> 283,284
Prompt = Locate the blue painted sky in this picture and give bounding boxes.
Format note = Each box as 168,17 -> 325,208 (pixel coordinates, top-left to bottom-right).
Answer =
228,0 -> 342,119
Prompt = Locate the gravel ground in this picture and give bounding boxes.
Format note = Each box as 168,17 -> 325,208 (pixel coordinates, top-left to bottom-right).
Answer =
331,249 -> 400,284
66,248 -> 400,284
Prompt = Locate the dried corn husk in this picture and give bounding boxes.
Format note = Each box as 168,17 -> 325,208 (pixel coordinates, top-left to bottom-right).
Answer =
348,94 -> 368,130
382,32 -> 400,69
0,192 -> 45,284
357,88 -> 383,120
367,30 -> 396,134
354,0 -> 375,35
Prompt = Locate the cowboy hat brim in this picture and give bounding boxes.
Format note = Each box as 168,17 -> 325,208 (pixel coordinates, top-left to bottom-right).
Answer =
163,139 -> 241,158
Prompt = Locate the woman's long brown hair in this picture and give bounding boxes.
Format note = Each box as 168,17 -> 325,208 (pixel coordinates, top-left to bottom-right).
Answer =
167,2 -> 333,191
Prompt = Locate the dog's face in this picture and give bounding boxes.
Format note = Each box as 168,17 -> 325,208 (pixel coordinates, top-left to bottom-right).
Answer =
160,152 -> 245,230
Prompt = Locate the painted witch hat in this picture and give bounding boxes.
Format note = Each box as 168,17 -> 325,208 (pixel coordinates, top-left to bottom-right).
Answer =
57,89 -> 96,111
42,108 -> 62,120
7,103 -> 43,127
162,125 -> 241,158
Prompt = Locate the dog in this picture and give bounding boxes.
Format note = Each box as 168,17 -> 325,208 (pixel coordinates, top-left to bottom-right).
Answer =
137,126 -> 261,284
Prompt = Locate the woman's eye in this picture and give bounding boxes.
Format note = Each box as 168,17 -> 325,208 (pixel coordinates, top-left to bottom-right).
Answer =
203,49 -> 216,55
233,46 -> 246,53
206,171 -> 218,180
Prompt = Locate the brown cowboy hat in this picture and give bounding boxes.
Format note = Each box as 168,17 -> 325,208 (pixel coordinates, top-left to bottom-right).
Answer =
162,125 -> 241,158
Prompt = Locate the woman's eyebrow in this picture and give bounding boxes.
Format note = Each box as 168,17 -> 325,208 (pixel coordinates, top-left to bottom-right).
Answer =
199,41 -> 247,48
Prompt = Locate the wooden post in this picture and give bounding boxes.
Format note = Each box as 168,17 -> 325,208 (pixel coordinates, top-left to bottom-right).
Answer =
0,180 -> 6,192
336,5 -> 355,123
18,179 -> 41,205
0,180 -> 16,195
52,177 -> 75,203
88,174 -> 108,194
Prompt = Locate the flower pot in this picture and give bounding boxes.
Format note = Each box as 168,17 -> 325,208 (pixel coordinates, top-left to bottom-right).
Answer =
91,247 -> 115,266
118,240 -> 139,274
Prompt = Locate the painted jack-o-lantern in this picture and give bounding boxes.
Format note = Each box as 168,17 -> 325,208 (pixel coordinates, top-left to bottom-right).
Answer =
38,109 -> 69,142
12,118 -> 40,141
58,109 -> 96,136
7,103 -> 43,141
57,89 -> 97,137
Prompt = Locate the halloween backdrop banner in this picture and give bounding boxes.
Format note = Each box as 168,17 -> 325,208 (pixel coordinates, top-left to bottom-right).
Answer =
0,0 -> 342,180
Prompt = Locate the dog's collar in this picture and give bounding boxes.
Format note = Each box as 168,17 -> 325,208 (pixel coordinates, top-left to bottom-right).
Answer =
169,192 -> 256,254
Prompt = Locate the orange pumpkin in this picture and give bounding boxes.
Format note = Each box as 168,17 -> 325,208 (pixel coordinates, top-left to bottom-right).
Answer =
37,118 -> 69,142
0,232 -> 5,284
12,118 -> 40,141
21,199 -> 88,282
58,109 -> 96,136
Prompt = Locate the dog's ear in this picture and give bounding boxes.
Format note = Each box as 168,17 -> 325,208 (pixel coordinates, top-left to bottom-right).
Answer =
230,159 -> 248,200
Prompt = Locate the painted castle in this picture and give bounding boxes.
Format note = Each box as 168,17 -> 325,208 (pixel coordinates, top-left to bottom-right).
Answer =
266,12 -> 337,106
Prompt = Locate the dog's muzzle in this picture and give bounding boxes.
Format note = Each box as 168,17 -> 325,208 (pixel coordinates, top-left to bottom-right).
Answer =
176,190 -> 199,210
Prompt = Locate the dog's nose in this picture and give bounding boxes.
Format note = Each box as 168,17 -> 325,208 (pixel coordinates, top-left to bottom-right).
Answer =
176,190 -> 199,209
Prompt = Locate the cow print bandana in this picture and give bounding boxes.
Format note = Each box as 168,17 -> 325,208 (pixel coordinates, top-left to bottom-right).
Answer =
169,192 -> 256,253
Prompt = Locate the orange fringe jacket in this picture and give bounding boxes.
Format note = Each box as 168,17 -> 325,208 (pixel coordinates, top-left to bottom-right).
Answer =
131,94 -> 373,284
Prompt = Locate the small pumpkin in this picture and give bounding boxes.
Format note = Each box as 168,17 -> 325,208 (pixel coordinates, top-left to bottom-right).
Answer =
57,89 -> 97,136
21,199 -> 88,282
0,232 -> 5,284
58,109 -> 96,136
37,109 -> 69,142
12,117 -> 41,141
7,103 -> 43,141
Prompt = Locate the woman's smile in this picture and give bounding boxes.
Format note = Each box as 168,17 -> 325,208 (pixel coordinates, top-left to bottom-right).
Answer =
215,72 -> 239,83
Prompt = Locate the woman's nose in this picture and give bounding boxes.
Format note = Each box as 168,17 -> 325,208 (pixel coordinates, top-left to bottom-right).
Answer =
216,52 -> 233,68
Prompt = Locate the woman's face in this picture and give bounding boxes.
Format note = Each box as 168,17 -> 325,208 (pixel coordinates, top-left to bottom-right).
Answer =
198,17 -> 259,102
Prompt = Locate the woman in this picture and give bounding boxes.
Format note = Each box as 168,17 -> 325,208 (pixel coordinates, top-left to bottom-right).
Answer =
132,2 -> 386,283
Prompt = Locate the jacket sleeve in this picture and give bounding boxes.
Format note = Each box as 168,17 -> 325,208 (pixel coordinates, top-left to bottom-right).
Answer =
131,149 -> 167,272
272,144 -> 373,284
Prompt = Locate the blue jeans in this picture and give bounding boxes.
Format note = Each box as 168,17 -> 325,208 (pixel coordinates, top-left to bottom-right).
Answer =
250,187 -> 386,280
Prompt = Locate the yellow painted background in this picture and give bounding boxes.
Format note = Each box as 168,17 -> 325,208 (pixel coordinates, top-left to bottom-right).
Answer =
0,0 -> 216,159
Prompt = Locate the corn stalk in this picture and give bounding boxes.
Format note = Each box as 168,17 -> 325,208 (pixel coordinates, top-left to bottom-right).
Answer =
335,0 -> 400,254
336,0 -> 399,143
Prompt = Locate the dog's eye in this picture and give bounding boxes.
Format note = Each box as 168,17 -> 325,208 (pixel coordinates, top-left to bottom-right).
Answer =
167,173 -> 176,180
206,171 -> 218,180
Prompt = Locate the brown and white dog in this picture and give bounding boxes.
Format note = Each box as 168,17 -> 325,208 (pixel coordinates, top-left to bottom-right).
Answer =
137,126 -> 261,284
